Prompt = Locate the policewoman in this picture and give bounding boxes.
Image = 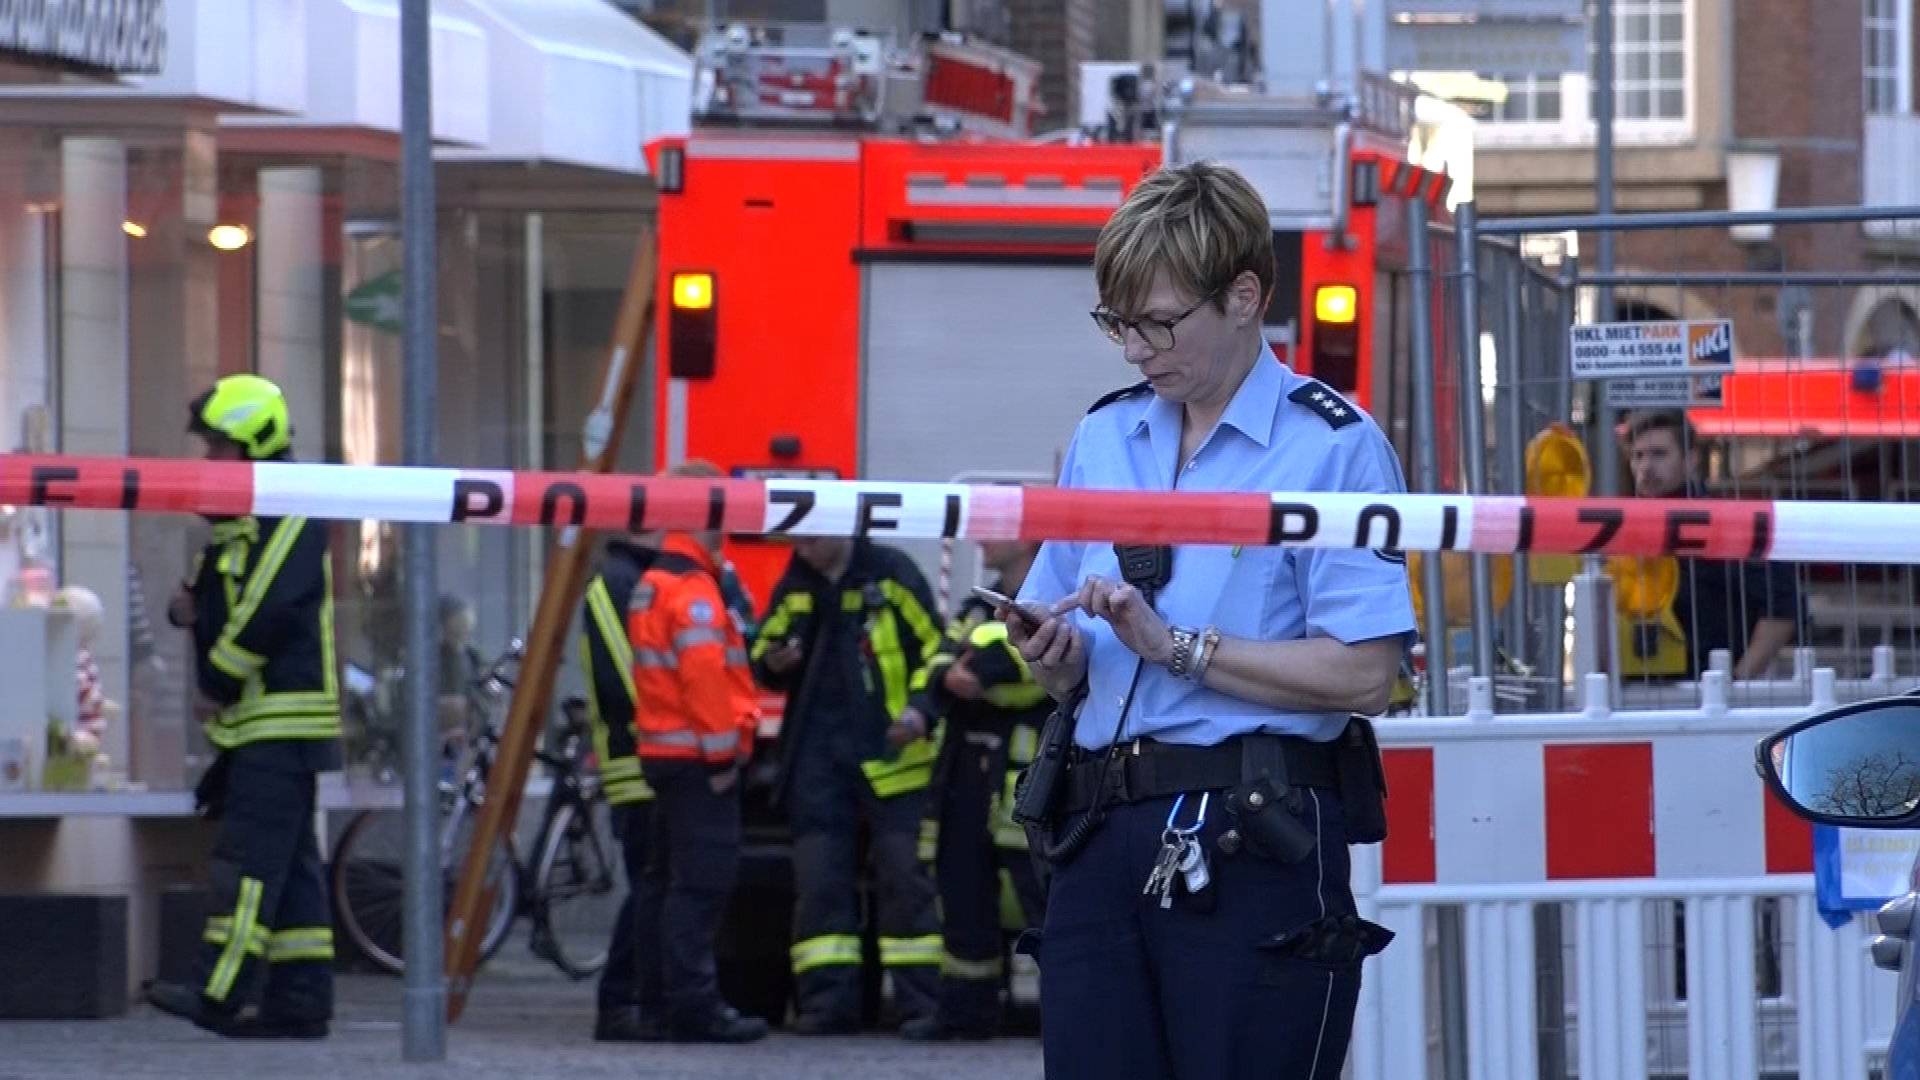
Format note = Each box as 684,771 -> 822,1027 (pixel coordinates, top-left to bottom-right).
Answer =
1007,162 -> 1414,1079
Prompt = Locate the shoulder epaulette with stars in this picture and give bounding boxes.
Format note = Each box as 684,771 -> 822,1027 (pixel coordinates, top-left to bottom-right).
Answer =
1086,380 -> 1151,415
1287,379 -> 1360,429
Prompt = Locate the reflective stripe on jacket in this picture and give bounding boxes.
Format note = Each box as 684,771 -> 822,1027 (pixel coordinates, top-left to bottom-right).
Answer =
579,540 -> 657,805
192,515 -> 340,749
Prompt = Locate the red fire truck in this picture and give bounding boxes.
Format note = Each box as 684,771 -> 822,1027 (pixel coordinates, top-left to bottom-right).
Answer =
644,26 -> 1462,608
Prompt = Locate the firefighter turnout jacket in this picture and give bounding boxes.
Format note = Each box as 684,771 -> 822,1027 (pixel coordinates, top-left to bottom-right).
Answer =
908,595 -> 1051,853
751,540 -> 944,798
625,534 -> 759,768
579,539 -> 657,806
188,515 -> 340,749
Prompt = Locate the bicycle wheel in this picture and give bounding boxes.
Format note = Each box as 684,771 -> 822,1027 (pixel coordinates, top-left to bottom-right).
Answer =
329,803 -> 517,976
530,797 -> 621,979
442,798 -> 520,969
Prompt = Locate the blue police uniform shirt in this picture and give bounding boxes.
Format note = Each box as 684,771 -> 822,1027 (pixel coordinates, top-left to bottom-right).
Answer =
1017,347 -> 1416,747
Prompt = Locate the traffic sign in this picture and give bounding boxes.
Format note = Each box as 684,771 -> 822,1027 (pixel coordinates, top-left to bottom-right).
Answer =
1570,318 -> 1736,380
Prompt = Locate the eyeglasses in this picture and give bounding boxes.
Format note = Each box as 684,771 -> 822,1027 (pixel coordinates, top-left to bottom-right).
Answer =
1090,288 -> 1221,351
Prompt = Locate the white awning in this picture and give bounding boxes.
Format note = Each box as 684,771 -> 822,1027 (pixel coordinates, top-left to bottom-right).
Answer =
433,0 -> 692,175
219,0 -> 491,146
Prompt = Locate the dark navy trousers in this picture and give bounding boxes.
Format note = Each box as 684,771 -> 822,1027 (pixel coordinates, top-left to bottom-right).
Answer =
1037,787 -> 1362,1080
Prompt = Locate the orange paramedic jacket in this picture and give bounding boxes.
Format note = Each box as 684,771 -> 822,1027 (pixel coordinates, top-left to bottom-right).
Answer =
626,533 -> 759,767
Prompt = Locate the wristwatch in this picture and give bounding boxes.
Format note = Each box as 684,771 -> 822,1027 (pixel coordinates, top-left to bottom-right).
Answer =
1166,626 -> 1200,679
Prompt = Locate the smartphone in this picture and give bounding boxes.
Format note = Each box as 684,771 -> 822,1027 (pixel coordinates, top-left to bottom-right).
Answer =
971,586 -> 1045,629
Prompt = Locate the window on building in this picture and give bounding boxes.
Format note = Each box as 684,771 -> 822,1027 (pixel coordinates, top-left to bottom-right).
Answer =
1861,298 -> 1920,358
1593,0 -> 1687,122
1485,72 -> 1563,124
1426,0 -> 1691,144
1866,0 -> 1913,115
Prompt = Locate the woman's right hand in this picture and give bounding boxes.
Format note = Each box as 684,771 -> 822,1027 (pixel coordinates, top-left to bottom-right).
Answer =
1005,603 -> 1088,701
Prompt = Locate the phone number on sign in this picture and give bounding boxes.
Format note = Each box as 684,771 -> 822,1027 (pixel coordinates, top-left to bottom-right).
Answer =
1573,343 -> 1680,360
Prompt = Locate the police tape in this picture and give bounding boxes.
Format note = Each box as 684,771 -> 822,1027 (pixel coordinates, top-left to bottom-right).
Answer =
4,453 -> 1914,564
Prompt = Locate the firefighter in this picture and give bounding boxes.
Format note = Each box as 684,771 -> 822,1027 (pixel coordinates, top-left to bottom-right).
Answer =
752,535 -> 946,1035
578,535 -> 659,1041
902,538 -> 1051,1041
624,461 -> 769,1043
147,374 -> 341,1039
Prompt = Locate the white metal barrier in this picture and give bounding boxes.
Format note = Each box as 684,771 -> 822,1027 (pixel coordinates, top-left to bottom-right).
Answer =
1350,670 -> 1904,1080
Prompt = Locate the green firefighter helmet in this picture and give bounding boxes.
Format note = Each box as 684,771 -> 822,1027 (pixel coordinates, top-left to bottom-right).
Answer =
189,374 -> 292,459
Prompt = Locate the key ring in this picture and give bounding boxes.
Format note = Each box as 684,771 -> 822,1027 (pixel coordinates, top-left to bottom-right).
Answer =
1162,791 -> 1211,843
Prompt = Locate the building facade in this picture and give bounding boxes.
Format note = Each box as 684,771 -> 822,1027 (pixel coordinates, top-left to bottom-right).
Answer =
0,0 -> 689,995
1444,0 -> 1920,362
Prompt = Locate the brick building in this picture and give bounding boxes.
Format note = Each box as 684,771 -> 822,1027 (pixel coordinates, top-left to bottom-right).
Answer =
1458,0 -> 1920,361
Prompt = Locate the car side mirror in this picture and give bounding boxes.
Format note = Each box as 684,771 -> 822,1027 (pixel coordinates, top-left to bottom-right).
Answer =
1757,697 -> 1920,828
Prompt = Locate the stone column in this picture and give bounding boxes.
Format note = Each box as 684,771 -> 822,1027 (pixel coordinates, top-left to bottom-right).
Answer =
257,166 -> 327,460
58,136 -> 132,771
124,128 -> 222,791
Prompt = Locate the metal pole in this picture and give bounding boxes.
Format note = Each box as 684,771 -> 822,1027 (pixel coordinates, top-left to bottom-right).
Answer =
1545,252 -> 1578,713
1436,906 -> 1471,1080
1498,255 -> 1530,673
1453,204 -> 1498,683
1593,0 -> 1618,499
399,0 -> 444,1061
1407,198 -> 1449,714
1535,902 -> 1569,1080
1559,252 -> 1580,448
1479,202 -> 1920,235
1580,270 -> 1920,287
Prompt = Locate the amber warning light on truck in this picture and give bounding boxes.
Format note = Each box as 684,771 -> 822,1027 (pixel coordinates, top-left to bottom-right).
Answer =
669,271 -> 718,378
1315,284 -> 1359,324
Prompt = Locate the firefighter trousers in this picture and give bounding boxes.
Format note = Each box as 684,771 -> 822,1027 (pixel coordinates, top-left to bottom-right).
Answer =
595,800 -> 655,1013
633,759 -> 742,1025
788,753 -> 941,1026
929,735 -> 1045,1033
191,745 -> 333,1022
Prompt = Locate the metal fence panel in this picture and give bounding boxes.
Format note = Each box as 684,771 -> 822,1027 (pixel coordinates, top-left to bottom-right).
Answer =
1399,201 -> 1920,717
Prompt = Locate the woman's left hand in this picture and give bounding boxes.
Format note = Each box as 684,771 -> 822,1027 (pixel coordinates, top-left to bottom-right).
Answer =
1066,575 -> 1174,667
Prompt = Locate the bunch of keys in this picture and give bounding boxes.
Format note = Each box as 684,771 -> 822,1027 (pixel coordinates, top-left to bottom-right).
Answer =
1142,792 -> 1212,910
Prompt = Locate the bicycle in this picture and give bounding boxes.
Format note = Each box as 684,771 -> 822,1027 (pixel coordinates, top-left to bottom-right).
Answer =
328,641 -> 624,979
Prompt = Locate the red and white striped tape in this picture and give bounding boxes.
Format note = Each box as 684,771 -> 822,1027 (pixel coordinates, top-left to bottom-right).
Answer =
4,453 -> 1915,563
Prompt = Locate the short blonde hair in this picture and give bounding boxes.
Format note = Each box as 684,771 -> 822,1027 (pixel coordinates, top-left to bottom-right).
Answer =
1094,161 -> 1275,317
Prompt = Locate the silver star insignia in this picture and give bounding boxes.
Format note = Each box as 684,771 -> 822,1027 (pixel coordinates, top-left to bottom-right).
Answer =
1332,407 -> 1348,417
1311,390 -> 1326,401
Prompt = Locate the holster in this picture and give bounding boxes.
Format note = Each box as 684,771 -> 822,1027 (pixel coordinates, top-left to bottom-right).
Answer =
1335,715 -> 1390,845
1011,684 -> 1082,833
1225,738 -> 1318,864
